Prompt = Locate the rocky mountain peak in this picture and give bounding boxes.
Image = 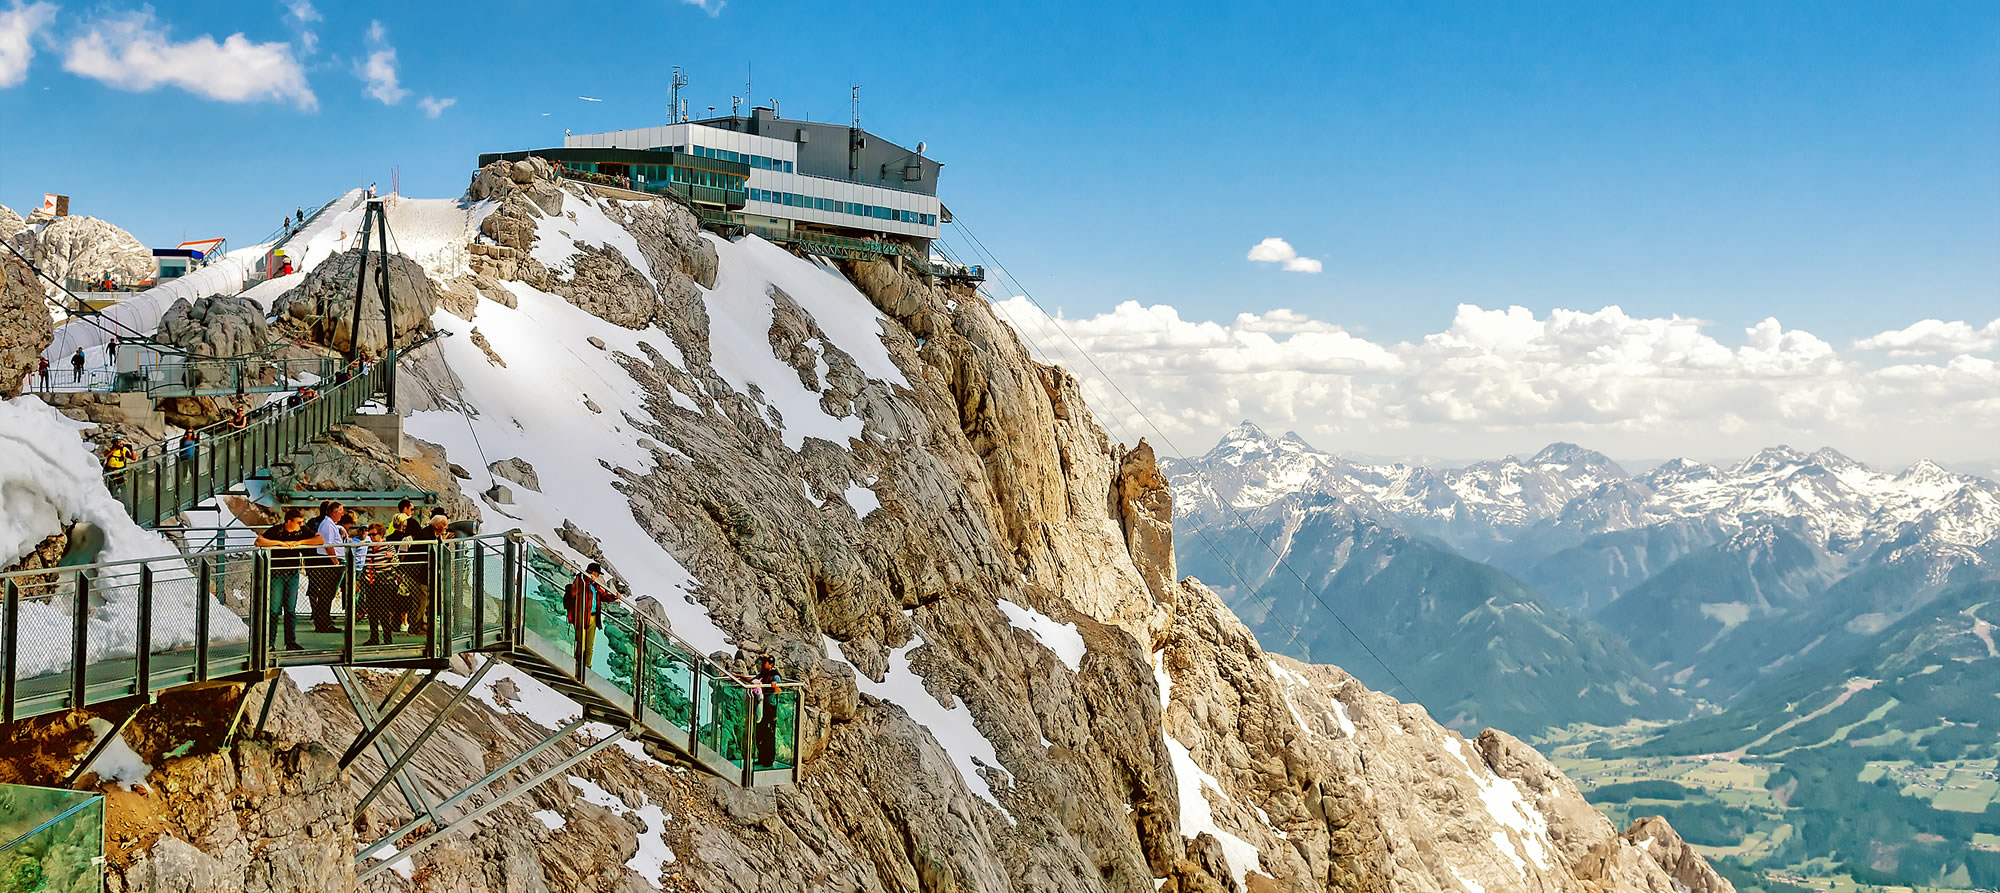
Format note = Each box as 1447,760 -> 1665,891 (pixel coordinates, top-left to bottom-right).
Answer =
1733,444 -> 1810,475
1529,441 -> 1620,473
1808,446 -> 1864,472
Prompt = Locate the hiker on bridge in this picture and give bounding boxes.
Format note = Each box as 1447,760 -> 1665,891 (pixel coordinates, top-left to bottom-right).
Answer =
306,502 -> 350,634
403,511 -> 454,637
102,437 -> 134,484
230,407 -> 248,430
360,523 -> 403,646
257,508 -> 321,651
70,348 -> 85,382
565,562 -> 619,665
752,654 -> 783,769
35,356 -> 48,392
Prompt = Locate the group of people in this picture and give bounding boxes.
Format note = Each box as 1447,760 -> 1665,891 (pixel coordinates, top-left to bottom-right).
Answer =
253,499 -> 464,650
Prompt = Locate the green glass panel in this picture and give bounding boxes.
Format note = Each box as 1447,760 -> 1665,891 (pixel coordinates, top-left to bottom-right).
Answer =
640,625 -> 695,732
700,675 -> 747,770
0,785 -> 103,893
763,688 -> 799,770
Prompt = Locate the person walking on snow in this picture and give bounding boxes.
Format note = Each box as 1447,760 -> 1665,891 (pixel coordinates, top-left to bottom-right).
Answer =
564,562 -> 619,671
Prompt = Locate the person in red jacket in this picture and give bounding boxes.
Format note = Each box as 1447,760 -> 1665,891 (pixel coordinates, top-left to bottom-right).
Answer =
565,562 -> 618,669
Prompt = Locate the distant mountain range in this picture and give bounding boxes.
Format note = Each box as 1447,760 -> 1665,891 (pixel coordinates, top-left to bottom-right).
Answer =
1165,422 -> 2000,724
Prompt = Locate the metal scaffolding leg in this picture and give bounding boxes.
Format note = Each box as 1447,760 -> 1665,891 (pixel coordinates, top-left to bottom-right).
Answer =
65,699 -> 145,788
334,668 -> 435,822
356,722 -> 623,883
354,656 -> 495,817
339,670 -> 438,769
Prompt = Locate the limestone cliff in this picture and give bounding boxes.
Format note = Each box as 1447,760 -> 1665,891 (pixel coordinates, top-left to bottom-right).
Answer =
0,167 -> 1732,893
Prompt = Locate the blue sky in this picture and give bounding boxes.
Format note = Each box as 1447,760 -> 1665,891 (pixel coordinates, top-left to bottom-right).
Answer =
3,1 -> 1997,460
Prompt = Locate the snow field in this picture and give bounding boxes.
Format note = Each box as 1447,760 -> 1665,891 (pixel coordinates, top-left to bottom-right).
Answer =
566,775 -> 676,888
824,634 -> 1016,823
404,280 -> 730,654
1446,737 -> 1555,876
1,398 -> 247,678
1150,648 -> 1265,888
997,599 -> 1086,673
532,194 -> 663,292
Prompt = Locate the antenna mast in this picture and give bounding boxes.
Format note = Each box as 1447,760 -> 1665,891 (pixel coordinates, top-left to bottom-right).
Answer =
669,67 -> 689,123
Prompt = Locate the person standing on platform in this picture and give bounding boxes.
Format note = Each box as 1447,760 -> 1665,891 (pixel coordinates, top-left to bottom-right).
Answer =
35,356 -> 48,392
70,347 -> 85,382
752,654 -> 783,768
256,508 -> 321,651
564,562 -> 618,669
306,502 -> 349,634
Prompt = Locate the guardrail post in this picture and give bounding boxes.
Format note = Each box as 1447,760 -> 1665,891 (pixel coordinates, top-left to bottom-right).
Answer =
740,690 -> 755,787
632,622 -> 647,719
196,557 -> 211,682
3,579 -> 18,723
249,550 -> 268,670
136,565 -> 153,700
471,542 -> 486,649
434,543 -> 452,660
342,544 -> 358,664
687,665 -> 702,755
71,571 -> 90,710
502,532 -> 519,647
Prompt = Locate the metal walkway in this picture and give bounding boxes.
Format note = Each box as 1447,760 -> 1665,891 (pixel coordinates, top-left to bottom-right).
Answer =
103,332 -> 441,528
0,530 -> 800,877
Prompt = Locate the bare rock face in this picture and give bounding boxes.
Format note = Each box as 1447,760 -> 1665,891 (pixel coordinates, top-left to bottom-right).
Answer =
0,204 -> 32,260
271,248 -> 438,355
62,173 -> 1734,893
28,214 -> 152,296
269,426 -> 479,523
1117,439 -> 1176,603
548,242 -> 658,329
155,294 -> 272,359
488,456 -> 540,492
469,156 -> 565,217
1624,816 -> 1733,893
0,250 -> 54,398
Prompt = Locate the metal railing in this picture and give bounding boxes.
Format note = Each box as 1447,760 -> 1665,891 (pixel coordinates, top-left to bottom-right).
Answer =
103,358 -> 388,528
0,532 -> 800,787
133,355 -> 340,398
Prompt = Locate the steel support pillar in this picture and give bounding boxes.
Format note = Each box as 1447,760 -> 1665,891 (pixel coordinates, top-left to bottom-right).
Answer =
334,668 -> 435,821
353,657 -> 495,817
356,721 -> 622,882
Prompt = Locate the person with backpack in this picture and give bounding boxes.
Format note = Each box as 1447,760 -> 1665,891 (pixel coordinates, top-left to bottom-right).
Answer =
102,436 -> 135,484
70,347 -> 85,382
35,356 -> 48,392
565,562 -> 619,669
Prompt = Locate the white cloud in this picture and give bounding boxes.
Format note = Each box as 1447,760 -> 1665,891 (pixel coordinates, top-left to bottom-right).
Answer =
61,8 -> 316,109
986,298 -> 2000,465
355,20 -> 405,105
1853,318 -> 2000,357
680,0 -> 725,16
418,95 -> 454,118
1246,237 -> 1323,274
283,0 -> 320,55
0,1 -> 57,88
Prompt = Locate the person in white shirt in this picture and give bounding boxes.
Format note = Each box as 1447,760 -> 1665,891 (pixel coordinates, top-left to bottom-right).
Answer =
305,501 -> 349,634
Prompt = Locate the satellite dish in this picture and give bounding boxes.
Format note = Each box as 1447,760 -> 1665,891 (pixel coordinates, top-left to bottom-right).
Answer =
916,141 -> 926,155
